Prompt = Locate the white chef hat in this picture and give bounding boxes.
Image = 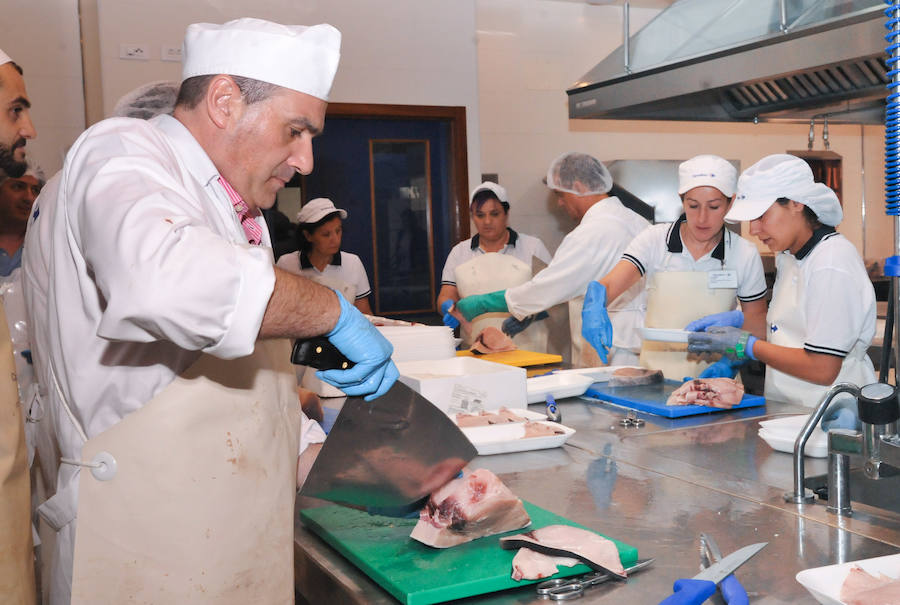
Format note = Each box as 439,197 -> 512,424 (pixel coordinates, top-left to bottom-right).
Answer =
470,181 -> 508,204
678,154 -> 737,198
0,47 -> 12,67
296,197 -> 348,224
545,152 -> 613,195
182,18 -> 341,101
726,154 -> 842,226
111,80 -> 179,120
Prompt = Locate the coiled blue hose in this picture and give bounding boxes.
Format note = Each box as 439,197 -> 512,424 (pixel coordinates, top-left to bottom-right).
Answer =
885,1 -> 900,216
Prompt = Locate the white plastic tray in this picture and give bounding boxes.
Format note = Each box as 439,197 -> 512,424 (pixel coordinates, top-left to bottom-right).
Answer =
757,415 -> 828,458
526,373 -> 594,404
796,553 -> 900,605
454,409 -> 576,456
549,366 -> 643,383
641,327 -> 691,343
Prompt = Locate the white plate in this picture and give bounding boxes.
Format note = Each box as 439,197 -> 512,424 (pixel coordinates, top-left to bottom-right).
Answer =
641,327 -> 691,343
526,373 -> 595,404
460,419 -> 576,456
550,366 -> 643,383
796,553 -> 900,605
758,415 -> 828,458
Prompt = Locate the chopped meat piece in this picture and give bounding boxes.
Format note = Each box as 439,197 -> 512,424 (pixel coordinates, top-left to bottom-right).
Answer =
609,367 -> 663,387
455,408 -> 527,427
666,378 -> 744,409
455,413 -> 493,427
410,468 -> 530,548
500,524 -> 625,579
841,566 -> 900,605
470,326 -> 516,354
495,407 -> 527,422
522,421 -> 565,438
510,547 -> 579,581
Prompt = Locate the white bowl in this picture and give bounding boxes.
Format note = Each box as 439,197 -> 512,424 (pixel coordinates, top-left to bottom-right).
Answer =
796,553 -> 900,604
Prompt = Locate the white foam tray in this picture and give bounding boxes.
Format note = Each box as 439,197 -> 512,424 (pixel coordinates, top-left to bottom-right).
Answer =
796,553 -> 900,605
454,409 -> 576,456
757,415 -> 828,458
526,373 -> 594,404
548,365 -> 643,383
641,327 -> 691,343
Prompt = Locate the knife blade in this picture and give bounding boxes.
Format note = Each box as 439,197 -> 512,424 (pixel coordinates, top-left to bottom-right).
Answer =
293,336 -> 477,509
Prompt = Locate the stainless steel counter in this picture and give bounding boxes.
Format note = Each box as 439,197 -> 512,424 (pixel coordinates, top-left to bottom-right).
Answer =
294,395 -> 900,604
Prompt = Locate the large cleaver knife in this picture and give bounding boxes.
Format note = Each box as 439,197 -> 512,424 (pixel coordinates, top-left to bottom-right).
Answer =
292,337 -> 477,509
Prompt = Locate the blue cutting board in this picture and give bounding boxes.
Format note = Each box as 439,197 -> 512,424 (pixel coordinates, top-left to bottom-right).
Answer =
585,379 -> 765,418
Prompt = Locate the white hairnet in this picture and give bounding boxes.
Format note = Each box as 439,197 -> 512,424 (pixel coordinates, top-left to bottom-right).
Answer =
111,80 -> 179,120
545,152 -> 613,195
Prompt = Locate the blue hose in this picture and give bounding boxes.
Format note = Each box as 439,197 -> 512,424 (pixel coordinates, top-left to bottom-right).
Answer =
885,1 -> 900,216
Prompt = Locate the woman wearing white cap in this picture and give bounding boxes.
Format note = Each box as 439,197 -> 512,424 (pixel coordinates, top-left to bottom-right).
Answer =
276,197 -> 373,314
581,154 -> 768,380
437,181 -> 551,329
688,154 -> 876,409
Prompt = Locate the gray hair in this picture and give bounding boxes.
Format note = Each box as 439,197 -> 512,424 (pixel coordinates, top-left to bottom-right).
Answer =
175,74 -> 280,110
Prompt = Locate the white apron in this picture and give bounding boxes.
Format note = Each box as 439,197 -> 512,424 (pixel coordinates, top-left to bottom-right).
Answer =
455,253 -> 549,353
568,295 -> 641,368
0,300 -> 37,605
640,271 -> 736,380
66,339 -> 300,604
764,256 -> 875,407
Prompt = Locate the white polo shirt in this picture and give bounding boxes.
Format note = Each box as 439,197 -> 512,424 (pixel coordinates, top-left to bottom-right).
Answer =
276,250 -> 371,301
440,228 -> 552,287
621,215 -> 768,303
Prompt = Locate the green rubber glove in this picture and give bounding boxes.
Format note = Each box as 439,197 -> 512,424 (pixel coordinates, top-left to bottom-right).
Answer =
455,290 -> 508,321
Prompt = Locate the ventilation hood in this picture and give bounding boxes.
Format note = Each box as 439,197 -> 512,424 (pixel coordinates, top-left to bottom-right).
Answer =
568,0 -> 888,123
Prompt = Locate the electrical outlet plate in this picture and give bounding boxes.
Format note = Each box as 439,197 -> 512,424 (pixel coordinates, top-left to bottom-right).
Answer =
161,45 -> 182,62
119,44 -> 150,60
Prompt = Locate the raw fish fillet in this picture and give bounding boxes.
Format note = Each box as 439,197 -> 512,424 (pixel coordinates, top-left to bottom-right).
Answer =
666,378 -> 744,408
410,468 -> 531,548
522,421 -> 565,438
841,566 -> 900,605
455,407 -> 526,427
470,326 -> 517,354
608,367 -> 663,387
500,524 -> 626,579
510,547 -> 579,581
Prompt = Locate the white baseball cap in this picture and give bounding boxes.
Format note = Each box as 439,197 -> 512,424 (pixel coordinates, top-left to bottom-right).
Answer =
678,154 -> 737,197
296,198 -> 347,224
726,154 -> 842,226
0,48 -> 12,66
182,18 -> 341,101
471,181 -> 508,204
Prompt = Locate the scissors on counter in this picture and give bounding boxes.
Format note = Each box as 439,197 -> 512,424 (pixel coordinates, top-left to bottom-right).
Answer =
535,558 -> 655,600
659,541 -> 766,605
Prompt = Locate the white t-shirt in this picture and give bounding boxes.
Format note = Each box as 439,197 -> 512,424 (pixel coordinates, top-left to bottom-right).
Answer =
276,250 -> 371,301
440,228 -> 551,287
621,217 -> 768,303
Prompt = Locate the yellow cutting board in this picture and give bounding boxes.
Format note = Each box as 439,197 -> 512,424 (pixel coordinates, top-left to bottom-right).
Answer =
456,349 -> 562,367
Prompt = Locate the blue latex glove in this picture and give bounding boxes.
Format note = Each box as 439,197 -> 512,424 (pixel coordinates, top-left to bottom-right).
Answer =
687,327 -> 757,362
455,290 -> 508,321
698,358 -> 744,379
685,310 -> 744,332
821,398 -> 861,432
439,299 -> 459,329
501,311 -> 549,337
581,281 -> 612,364
316,290 -> 399,401
659,578 -> 718,605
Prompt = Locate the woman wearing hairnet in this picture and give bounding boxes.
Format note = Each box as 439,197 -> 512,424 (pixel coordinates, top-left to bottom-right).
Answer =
456,153 -> 650,366
687,154 -> 876,424
581,155 -> 768,380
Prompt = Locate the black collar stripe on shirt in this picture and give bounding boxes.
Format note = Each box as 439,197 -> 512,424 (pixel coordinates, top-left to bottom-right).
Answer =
665,213 -> 727,261
470,228 -> 519,250
794,227 -> 838,260
299,251 -> 342,269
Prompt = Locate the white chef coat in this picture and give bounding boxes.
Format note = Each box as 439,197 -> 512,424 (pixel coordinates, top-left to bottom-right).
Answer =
622,216 -> 768,304
504,196 -> 650,352
277,250 -> 371,300
440,228 -> 551,287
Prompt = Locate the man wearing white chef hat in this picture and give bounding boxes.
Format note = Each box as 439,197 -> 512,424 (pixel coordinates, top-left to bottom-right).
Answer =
22,19 -> 397,604
688,154 -> 876,419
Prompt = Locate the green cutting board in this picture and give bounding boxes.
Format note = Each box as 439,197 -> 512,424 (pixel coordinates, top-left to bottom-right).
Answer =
300,501 -> 639,605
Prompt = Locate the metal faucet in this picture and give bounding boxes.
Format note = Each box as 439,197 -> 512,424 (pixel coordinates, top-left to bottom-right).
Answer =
784,383 -> 860,505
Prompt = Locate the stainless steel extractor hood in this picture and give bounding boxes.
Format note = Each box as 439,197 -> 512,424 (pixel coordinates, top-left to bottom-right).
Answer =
568,0 -> 888,123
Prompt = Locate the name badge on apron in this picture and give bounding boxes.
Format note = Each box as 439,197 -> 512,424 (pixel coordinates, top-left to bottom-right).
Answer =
708,270 -> 738,289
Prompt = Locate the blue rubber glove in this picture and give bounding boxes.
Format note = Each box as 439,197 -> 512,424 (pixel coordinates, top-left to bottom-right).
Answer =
501,311 -> 549,337
687,326 -> 757,362
821,398 -> 861,432
581,281 -> 612,364
685,310 -> 744,332
455,290 -> 508,321
316,290 -> 399,401
698,358 -> 744,379
439,299 -> 460,329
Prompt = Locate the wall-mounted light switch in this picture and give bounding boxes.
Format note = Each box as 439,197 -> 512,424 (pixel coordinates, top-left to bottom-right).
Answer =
119,44 -> 150,60
161,46 -> 183,62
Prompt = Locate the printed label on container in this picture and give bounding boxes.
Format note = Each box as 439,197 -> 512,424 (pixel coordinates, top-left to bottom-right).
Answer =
447,383 -> 488,415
